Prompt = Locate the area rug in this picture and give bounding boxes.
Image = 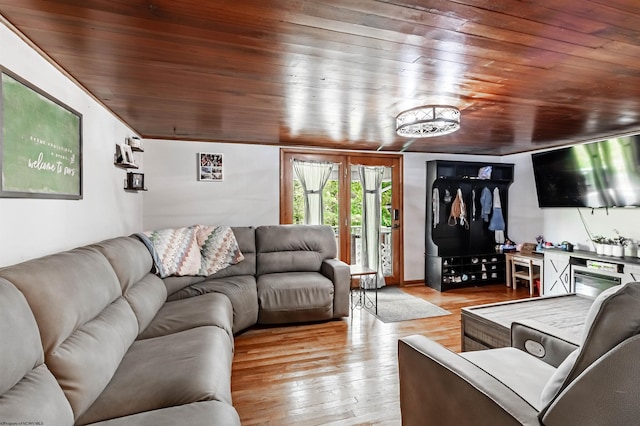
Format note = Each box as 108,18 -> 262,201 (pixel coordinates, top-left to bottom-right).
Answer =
364,286 -> 451,323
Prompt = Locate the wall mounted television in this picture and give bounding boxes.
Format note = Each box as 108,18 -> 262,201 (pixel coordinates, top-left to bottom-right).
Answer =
531,134 -> 640,208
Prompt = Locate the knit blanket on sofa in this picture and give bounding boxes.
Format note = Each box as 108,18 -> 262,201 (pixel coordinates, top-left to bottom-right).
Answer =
135,225 -> 244,278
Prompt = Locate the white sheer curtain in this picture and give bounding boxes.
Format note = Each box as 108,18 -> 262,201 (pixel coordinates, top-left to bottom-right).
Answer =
292,160 -> 334,225
358,165 -> 386,289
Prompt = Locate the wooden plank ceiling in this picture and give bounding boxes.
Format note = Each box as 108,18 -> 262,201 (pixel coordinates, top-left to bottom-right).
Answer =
1,0 -> 640,154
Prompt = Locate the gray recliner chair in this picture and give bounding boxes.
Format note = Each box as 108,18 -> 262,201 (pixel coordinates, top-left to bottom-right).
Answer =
398,282 -> 640,426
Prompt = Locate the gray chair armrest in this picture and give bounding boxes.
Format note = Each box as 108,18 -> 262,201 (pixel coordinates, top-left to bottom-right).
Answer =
511,319 -> 579,368
321,258 -> 350,318
398,335 -> 540,426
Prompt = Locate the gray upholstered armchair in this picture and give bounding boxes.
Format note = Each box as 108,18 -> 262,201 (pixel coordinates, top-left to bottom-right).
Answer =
398,282 -> 640,426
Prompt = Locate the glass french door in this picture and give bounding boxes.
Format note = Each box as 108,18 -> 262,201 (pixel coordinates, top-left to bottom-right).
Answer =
280,149 -> 403,285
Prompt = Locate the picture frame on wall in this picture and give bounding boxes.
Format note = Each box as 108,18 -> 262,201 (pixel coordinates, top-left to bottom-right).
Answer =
0,68 -> 83,199
126,172 -> 145,190
121,144 -> 134,165
198,152 -> 223,181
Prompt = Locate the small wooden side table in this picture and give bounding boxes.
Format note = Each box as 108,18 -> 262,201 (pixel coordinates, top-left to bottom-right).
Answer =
349,264 -> 378,315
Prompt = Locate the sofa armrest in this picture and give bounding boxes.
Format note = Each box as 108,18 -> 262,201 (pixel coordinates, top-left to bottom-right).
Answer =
511,320 -> 579,368
398,335 -> 540,426
321,258 -> 350,318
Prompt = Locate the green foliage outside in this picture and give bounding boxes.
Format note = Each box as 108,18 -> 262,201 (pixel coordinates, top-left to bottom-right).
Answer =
293,179 -> 392,227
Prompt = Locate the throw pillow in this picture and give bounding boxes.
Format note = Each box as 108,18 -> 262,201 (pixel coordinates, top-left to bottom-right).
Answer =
143,226 -> 202,278
196,225 -> 244,276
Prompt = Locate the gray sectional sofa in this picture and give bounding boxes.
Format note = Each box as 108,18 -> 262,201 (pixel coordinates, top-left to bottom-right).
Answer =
0,224 -> 349,425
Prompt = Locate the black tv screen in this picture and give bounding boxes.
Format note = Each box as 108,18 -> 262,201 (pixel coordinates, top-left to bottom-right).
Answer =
531,135 -> 640,208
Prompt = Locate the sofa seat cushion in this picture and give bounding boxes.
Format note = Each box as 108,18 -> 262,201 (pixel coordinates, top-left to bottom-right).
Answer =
168,275 -> 259,334
257,271 -> 334,324
88,400 -> 240,426
76,326 -> 234,425
138,292 -> 234,340
460,347 -> 556,411
163,275 -> 204,298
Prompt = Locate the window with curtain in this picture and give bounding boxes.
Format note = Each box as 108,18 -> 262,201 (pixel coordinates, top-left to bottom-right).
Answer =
292,160 -> 334,225
358,165 -> 386,289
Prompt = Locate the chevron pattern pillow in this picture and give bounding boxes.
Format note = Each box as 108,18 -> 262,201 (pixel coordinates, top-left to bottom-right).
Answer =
196,225 -> 244,276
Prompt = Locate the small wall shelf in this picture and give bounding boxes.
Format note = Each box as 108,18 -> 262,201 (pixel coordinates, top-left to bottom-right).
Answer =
115,140 -> 146,191
114,161 -> 139,169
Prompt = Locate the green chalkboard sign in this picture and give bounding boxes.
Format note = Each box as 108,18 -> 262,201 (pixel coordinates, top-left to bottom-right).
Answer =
1,69 -> 82,199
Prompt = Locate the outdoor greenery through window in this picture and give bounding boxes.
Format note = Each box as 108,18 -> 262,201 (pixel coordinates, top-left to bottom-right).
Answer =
293,180 -> 392,226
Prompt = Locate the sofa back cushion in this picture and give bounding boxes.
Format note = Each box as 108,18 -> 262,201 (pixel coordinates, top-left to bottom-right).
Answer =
539,282 -> 640,409
0,248 -> 138,421
91,236 -> 168,335
0,278 -> 74,424
256,225 -> 337,276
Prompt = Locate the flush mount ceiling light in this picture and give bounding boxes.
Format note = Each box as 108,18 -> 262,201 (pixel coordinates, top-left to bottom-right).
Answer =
396,105 -> 460,138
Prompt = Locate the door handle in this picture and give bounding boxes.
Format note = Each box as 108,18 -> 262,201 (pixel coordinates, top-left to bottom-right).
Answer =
392,224 -> 400,229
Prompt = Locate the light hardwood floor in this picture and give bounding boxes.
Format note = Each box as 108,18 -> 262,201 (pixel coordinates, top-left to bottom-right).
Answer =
232,284 -> 533,425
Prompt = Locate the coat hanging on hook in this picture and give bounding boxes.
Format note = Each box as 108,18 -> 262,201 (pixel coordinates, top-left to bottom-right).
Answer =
432,187 -> 440,228
488,187 -> 505,243
480,187 -> 492,222
448,188 -> 469,229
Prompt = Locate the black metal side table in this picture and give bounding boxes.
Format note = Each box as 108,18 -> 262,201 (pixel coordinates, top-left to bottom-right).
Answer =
349,264 -> 378,315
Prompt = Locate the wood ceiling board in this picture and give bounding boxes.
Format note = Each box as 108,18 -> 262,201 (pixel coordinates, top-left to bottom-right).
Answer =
2,0 -> 640,154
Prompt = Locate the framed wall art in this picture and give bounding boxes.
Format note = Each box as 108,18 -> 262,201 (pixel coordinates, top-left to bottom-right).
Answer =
198,152 -> 223,181
0,68 -> 82,199
126,172 -> 145,190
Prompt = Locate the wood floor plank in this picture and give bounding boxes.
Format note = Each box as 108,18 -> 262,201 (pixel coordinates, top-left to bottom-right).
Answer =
232,284 -> 532,425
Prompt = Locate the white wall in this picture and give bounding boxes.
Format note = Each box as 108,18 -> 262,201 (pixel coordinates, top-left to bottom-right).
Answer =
539,205 -> 640,252
142,139 -> 512,282
0,22 -> 142,267
502,152 -> 544,244
142,140 -> 280,230
145,139 -> 640,281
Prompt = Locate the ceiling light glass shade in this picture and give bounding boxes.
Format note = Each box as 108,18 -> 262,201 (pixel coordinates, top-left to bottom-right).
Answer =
396,105 -> 460,138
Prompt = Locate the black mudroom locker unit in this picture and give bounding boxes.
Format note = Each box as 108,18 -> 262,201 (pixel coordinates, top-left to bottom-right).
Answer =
425,160 -> 514,291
